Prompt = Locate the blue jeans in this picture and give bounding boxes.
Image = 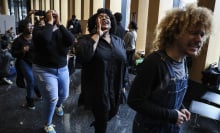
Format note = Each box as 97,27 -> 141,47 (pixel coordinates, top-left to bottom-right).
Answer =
6,65 -> 16,80
33,64 -> 70,125
17,60 -> 35,99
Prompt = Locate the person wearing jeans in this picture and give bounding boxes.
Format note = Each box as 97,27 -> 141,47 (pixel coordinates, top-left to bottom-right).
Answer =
32,10 -> 74,133
33,65 -> 69,125
11,20 -> 39,109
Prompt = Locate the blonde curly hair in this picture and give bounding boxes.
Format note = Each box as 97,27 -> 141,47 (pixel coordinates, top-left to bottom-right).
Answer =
152,3 -> 213,51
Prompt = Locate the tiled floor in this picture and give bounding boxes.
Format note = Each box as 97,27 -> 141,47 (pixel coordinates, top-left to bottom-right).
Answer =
0,69 -> 220,133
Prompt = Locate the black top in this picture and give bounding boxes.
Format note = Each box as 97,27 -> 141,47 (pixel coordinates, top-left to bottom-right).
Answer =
114,23 -> 126,40
32,24 -> 74,68
11,35 -> 33,65
77,34 -> 129,109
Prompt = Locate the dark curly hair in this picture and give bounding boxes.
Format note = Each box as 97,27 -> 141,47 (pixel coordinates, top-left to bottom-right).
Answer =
87,8 -> 116,34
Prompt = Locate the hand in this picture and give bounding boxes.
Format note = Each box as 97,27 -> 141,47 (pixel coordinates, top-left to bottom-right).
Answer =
176,110 -> 187,125
52,10 -> 61,26
180,108 -> 191,121
96,17 -> 108,37
23,45 -> 30,52
45,10 -> 54,25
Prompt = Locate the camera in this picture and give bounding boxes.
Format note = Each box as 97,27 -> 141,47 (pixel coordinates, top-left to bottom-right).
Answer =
34,10 -> 46,16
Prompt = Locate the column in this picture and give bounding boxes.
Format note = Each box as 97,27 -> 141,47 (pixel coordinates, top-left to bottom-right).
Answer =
60,0 -> 68,26
135,0 -> 149,53
45,0 -> 50,10
75,0 -> 81,20
121,0 -> 131,29
41,0 -> 45,10
204,0 -> 220,67
82,0 -> 90,20
2,0 -> 9,15
92,0 -> 104,14
108,0 -> 122,13
33,0 -> 40,10
53,0 -> 60,15
144,0 -> 173,55
68,0 -> 74,19
82,0 -> 90,34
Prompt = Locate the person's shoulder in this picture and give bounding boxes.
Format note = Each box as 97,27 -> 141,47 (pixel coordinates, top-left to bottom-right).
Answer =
125,31 -> 133,36
112,34 -> 124,41
143,51 -> 165,66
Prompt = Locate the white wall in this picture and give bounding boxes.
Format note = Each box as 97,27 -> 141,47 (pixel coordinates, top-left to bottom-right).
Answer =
0,15 -> 16,34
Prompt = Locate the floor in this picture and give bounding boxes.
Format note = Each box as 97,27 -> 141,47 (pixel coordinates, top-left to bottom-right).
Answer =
0,69 -> 220,133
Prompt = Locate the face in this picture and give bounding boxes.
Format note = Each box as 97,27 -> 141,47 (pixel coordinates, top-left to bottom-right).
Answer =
176,26 -> 206,57
24,23 -> 33,34
97,13 -> 111,30
46,10 -> 57,24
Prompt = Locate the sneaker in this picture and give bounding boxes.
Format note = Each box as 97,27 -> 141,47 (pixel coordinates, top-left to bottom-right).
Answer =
55,105 -> 64,116
26,103 -> 36,110
26,96 -> 36,110
2,77 -> 13,85
44,124 -> 56,133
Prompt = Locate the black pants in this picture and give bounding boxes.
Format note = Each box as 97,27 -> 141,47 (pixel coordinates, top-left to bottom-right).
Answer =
92,103 -> 119,133
92,106 -> 108,133
126,49 -> 135,66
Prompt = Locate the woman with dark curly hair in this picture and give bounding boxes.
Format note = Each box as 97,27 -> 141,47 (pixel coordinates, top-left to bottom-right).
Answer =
128,3 -> 213,133
77,8 -> 129,133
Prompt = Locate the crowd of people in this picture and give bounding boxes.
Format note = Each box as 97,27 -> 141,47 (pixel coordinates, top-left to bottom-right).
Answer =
0,2 -> 214,133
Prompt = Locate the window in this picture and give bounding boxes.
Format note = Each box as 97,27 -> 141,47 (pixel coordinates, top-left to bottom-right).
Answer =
8,0 -> 30,33
173,0 -> 197,8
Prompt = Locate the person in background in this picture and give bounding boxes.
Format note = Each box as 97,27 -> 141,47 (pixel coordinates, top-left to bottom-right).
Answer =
114,12 -> 126,40
32,10 -> 74,133
0,36 -> 16,85
77,8 -> 129,133
11,19 -> 41,109
127,3 -> 213,133
67,14 -> 82,39
5,27 -> 16,44
124,21 -> 138,67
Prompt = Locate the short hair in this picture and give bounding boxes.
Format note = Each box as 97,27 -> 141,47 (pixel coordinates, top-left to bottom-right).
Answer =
129,21 -> 138,30
152,3 -> 213,51
72,15 -> 76,19
18,19 -> 31,34
87,8 -> 116,34
114,12 -> 122,22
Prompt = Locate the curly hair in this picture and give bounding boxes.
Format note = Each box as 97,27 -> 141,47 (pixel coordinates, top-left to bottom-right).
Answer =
87,8 -> 116,34
152,3 -> 213,51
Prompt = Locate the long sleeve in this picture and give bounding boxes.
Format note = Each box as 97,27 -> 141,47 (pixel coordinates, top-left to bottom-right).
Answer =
127,53 -> 178,123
